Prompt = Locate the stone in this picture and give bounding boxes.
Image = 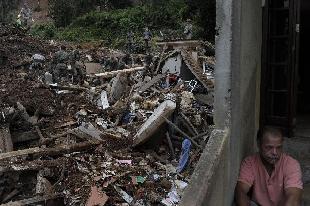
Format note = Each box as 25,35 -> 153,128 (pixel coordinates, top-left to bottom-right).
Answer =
44,72 -> 53,85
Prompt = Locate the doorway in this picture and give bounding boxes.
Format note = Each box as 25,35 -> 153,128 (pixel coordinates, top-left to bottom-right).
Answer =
295,0 -> 310,137
261,0 -> 310,137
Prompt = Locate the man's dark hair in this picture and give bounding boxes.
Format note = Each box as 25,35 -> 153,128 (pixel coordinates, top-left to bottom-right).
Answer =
257,126 -> 283,145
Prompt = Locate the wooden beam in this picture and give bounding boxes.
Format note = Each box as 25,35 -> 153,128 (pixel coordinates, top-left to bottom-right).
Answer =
94,66 -> 144,78
165,132 -> 175,159
138,73 -> 166,93
0,194 -> 62,206
180,112 -> 199,135
0,141 -> 100,161
0,158 -> 66,173
163,117 -> 202,149
49,85 -> 89,92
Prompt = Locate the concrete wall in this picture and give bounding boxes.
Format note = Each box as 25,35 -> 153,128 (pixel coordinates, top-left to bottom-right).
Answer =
180,0 -> 262,205
180,129 -> 229,206
162,55 -> 182,74
228,0 -> 262,202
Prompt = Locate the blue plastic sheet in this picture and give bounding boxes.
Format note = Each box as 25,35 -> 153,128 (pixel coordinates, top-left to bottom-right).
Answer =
177,138 -> 191,173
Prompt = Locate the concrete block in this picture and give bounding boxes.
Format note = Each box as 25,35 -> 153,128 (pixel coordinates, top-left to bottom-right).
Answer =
133,100 -> 176,146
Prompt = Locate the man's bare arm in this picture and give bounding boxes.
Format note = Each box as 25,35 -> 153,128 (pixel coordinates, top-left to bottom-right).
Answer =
235,181 -> 251,206
284,187 -> 302,206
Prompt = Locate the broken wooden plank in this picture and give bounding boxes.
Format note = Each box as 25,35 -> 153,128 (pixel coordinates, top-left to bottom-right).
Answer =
94,66 -> 144,78
49,84 -> 89,92
103,131 -> 122,140
163,117 -> 202,149
0,141 -> 100,161
179,117 -> 196,137
138,73 -> 166,93
192,130 -> 210,140
35,126 -> 46,146
0,194 -> 62,206
166,132 -> 175,159
47,129 -> 77,139
43,127 -> 101,145
2,189 -> 19,203
133,100 -> 176,146
0,158 -> 66,173
180,112 -> 198,135
154,44 -> 167,74
54,121 -> 77,129
180,112 -> 199,135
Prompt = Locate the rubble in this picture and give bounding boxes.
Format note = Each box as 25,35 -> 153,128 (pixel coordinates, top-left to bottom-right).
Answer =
133,100 -> 176,146
0,24 -> 215,205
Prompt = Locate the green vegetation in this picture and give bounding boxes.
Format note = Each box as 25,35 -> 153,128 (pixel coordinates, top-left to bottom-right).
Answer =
30,23 -> 57,39
29,0 -> 215,49
0,0 -> 20,23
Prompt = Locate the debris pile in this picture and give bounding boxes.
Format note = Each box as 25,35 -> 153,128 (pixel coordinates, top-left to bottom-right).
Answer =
0,25 -> 215,205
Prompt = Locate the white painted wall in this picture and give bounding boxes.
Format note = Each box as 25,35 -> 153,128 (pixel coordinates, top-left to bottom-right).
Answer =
161,54 -> 182,74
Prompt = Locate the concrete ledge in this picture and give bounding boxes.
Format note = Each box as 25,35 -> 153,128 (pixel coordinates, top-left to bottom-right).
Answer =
180,129 -> 229,206
156,40 -> 202,48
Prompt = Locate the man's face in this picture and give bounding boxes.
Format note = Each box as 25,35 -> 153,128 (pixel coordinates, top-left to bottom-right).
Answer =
259,133 -> 283,165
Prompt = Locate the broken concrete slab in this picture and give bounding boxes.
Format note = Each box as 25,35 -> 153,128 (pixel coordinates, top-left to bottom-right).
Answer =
36,172 -> 54,195
78,122 -> 103,141
85,63 -> 102,75
180,49 -> 213,88
0,125 -> 13,153
133,100 -> 176,146
109,73 -> 129,104
138,73 -> 166,93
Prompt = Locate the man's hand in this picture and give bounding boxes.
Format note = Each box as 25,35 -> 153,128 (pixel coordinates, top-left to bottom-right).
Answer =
235,181 -> 251,206
284,187 -> 302,206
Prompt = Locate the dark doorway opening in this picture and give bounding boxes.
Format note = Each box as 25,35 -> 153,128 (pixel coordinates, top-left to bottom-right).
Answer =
295,0 -> 310,137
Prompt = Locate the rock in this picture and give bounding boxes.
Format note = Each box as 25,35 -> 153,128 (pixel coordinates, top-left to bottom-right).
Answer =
44,72 -> 53,85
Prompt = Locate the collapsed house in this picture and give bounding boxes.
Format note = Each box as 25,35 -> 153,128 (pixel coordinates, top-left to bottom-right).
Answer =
0,25 -> 215,205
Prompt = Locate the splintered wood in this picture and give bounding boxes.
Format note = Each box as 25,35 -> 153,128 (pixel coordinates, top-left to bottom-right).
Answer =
0,141 -> 100,161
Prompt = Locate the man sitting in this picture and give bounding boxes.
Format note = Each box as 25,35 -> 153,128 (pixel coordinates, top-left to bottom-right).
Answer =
235,126 -> 303,206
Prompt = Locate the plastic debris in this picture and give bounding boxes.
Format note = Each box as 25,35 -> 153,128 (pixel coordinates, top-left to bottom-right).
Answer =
131,176 -> 146,185
98,90 -> 110,110
86,186 -> 108,206
116,160 -> 132,165
114,186 -> 134,204
161,188 -> 180,206
176,139 -> 192,173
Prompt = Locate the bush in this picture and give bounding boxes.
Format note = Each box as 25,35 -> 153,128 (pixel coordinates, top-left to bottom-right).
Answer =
49,0 -> 133,27
31,0 -> 215,48
30,23 -> 57,39
56,2 -> 189,47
